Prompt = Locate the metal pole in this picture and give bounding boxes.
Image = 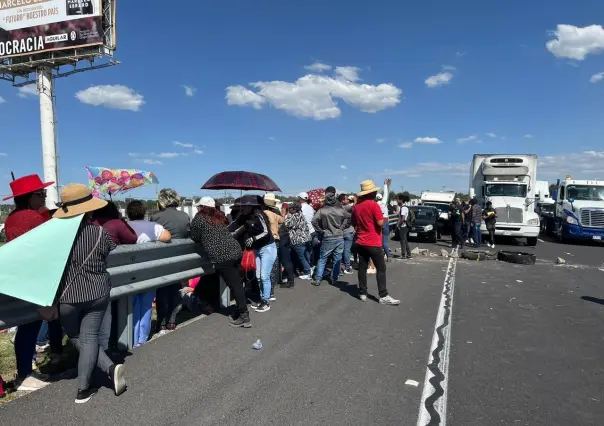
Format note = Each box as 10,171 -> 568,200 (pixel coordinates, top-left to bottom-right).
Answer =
37,67 -> 59,208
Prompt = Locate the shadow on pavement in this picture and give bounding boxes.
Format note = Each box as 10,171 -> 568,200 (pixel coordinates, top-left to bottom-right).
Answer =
581,296 -> 604,306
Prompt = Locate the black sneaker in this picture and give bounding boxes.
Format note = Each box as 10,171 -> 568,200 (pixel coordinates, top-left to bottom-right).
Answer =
406,255 -> 412,259
280,282 -> 290,289
288,280 -> 295,288
230,311 -> 252,328
311,280 -> 321,286
75,387 -> 98,404
109,364 -> 127,396
255,301 -> 271,313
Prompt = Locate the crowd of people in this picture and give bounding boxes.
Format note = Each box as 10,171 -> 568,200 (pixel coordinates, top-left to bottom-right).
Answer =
0,174 -> 401,404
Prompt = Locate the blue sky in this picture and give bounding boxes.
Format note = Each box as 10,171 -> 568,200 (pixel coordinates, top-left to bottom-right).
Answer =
1,0 -> 604,199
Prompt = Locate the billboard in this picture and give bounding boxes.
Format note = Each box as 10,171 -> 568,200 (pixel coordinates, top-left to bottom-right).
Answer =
0,0 -> 104,59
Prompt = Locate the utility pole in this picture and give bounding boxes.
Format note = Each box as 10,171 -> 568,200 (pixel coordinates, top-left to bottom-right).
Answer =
38,67 -> 59,208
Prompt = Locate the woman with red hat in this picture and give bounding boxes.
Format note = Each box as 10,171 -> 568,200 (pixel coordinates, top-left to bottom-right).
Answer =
3,174 -> 55,392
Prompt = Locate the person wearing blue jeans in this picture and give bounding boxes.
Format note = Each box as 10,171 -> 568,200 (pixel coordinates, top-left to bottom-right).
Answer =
342,231 -> 354,273
473,222 -> 482,248
311,190 -> 351,286
255,242 -> 278,303
133,290 -> 156,347
382,221 -> 392,258
470,199 -> 483,248
292,241 -> 312,278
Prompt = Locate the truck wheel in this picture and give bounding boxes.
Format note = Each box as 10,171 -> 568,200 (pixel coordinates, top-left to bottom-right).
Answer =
497,250 -> 537,265
431,232 -> 438,243
526,237 -> 538,247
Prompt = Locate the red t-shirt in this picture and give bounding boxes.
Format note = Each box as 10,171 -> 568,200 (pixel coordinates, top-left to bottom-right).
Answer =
351,200 -> 383,247
4,208 -> 48,242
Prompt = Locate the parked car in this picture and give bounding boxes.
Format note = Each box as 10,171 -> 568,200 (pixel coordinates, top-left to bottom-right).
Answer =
408,206 -> 439,243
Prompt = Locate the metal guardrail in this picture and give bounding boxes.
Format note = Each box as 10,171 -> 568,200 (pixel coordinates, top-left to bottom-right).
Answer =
389,214 -> 398,226
0,239 -> 229,350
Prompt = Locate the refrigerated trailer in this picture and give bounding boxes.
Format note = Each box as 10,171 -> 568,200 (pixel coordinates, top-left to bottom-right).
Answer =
469,154 -> 540,246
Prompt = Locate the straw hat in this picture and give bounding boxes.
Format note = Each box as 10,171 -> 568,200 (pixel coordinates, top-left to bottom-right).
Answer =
357,180 -> 381,196
195,196 -> 215,208
263,192 -> 280,206
53,183 -> 107,218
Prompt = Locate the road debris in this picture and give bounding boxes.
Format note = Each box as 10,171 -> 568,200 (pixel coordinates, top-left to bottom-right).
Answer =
411,247 -> 420,255
251,339 -> 263,350
440,249 -> 449,258
557,257 -> 566,265
405,379 -> 419,387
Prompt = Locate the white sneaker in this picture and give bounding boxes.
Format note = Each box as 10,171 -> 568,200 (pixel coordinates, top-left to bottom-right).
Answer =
491,244 -> 495,249
359,295 -> 367,302
298,274 -> 311,280
379,295 -> 400,305
367,268 -> 377,275
36,343 -> 49,353
16,373 -> 50,391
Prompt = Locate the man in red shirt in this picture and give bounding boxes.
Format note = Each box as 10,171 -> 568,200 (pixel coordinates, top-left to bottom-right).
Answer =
351,180 -> 400,305
3,174 -> 55,391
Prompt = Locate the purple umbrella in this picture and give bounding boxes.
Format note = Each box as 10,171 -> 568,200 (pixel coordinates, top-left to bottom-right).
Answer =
201,171 -> 281,192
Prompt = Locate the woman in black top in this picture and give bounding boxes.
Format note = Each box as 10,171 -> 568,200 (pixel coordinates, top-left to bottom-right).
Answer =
53,184 -> 127,404
190,198 -> 251,327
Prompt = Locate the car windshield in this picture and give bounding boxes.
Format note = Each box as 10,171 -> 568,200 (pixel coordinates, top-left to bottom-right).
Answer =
566,185 -> 604,201
412,207 -> 436,219
423,203 -> 449,213
485,184 -> 527,197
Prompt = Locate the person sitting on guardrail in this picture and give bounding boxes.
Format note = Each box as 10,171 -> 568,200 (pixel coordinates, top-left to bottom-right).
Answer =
3,174 -> 55,392
152,188 -> 191,333
234,195 -> 277,313
190,196 -> 252,327
126,200 -> 172,345
53,184 -> 127,404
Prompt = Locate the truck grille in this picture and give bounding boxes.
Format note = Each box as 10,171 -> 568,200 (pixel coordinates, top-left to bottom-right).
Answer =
495,207 -> 523,224
580,209 -> 604,228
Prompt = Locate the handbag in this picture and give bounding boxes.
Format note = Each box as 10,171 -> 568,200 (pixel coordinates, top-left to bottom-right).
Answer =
241,249 -> 256,272
38,226 -> 104,321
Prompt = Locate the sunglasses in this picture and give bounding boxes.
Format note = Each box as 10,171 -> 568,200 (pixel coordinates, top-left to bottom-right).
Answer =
33,189 -> 47,197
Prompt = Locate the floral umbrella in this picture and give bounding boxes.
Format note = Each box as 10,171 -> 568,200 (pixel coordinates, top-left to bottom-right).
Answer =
201,171 -> 281,192
86,166 -> 159,198
307,188 -> 325,211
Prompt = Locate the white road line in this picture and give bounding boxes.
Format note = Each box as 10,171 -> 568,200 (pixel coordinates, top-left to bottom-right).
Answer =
538,238 -> 546,243
416,251 -> 457,426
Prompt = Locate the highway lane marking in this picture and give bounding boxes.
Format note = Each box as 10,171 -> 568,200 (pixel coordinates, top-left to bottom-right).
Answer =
538,238 -> 545,243
416,250 -> 457,426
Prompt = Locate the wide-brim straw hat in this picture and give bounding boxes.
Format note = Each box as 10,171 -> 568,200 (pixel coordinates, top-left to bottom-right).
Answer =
357,180 -> 381,196
263,192 -> 280,206
53,183 -> 107,218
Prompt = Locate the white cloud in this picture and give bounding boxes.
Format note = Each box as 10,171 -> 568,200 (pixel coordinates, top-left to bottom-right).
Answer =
75,85 -> 145,111
539,151 -> 604,176
442,65 -> 457,71
485,132 -> 497,138
225,67 -> 402,120
0,96 -> 5,104
376,138 -> 386,143
414,137 -> 442,144
0,152 -> 7,156
457,135 -> 478,144
335,66 -> 360,82
182,85 -> 197,97
128,153 -> 140,157
142,159 -> 162,165
546,24 -> 604,60
340,164 -> 347,170
173,141 -> 193,148
155,152 -> 181,159
268,136 -> 276,141
524,134 -> 534,139
193,149 -> 204,155
398,142 -> 413,149
304,62 -> 332,72
425,72 -> 453,88
456,51 -> 467,57
590,72 -> 604,83
382,161 -> 469,178
17,84 -> 38,98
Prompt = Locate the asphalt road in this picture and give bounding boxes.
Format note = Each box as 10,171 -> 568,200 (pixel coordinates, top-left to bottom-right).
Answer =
1,234 -> 603,425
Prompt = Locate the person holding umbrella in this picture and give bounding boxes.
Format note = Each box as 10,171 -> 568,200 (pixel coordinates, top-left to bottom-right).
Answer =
233,195 -> 277,313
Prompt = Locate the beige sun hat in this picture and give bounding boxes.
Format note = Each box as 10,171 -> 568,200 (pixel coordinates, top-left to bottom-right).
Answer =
357,180 -> 381,196
264,192 -> 280,206
53,183 -> 108,218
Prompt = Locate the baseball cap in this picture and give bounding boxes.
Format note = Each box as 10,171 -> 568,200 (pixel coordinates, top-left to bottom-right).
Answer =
194,196 -> 216,208
298,191 -> 309,200
376,193 -> 383,200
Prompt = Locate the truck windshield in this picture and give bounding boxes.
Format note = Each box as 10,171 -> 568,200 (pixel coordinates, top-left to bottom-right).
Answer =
566,185 -> 604,201
423,203 -> 449,213
485,184 -> 527,197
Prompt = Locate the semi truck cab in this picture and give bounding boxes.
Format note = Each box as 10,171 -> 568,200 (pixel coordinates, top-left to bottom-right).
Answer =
552,176 -> 604,242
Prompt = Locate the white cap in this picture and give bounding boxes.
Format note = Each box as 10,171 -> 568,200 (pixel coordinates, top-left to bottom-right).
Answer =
298,191 -> 309,200
195,196 -> 215,208
376,193 -> 383,200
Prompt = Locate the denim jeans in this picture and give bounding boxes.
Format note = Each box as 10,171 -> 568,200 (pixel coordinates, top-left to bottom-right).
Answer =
342,231 -> 353,269
382,222 -> 392,257
292,241 -> 312,275
14,321 -> 42,378
314,238 -> 345,282
472,223 -> 482,247
133,290 -> 155,346
255,243 -> 278,302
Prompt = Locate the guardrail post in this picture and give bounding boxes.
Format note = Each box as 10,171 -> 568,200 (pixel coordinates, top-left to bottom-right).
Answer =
219,276 -> 231,308
116,295 -> 133,351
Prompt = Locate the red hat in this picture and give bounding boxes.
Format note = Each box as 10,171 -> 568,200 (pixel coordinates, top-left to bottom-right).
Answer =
3,174 -> 54,201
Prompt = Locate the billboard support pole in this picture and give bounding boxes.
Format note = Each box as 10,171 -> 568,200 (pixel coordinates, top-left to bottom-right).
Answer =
37,67 -> 59,208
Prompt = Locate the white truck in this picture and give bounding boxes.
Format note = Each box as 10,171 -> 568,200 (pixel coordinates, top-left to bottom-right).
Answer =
420,191 -> 456,237
469,154 -> 540,246
535,180 -> 554,204
549,176 -> 604,243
